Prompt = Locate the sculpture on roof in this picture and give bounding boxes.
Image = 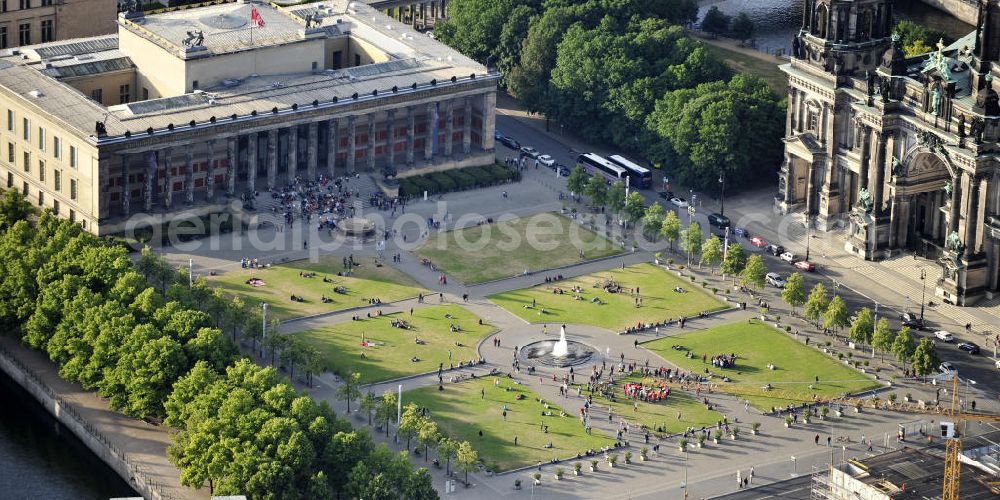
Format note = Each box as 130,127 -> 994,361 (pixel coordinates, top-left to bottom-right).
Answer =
922,38 -> 953,82
969,116 -> 985,144
857,187 -> 873,213
866,71 -> 876,98
183,30 -> 205,48
957,114 -> 966,139
880,75 -> 893,103
975,73 -> 1000,116
930,84 -> 942,115
891,156 -> 903,177
946,230 -> 963,254
304,13 -> 316,29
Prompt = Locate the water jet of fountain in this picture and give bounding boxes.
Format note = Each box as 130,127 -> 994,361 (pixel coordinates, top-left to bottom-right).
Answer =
552,325 -> 569,357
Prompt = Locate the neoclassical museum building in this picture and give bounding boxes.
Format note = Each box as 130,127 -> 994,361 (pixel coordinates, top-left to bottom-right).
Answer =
779,0 -> 1000,305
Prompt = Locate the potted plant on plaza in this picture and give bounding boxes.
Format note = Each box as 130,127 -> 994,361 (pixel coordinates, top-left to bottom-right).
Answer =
751,422 -> 761,435
624,451 -> 633,464
888,393 -> 897,404
533,472 -> 541,485
803,412 -> 812,424
835,407 -> 844,417
574,462 -> 582,476
904,392 -> 913,403
514,479 -> 522,490
607,454 -> 618,468
590,459 -> 599,472
655,252 -> 662,265
784,415 -> 793,428
854,401 -> 863,413
554,467 -> 564,480
640,446 -> 649,461
698,434 -> 706,448
730,426 -> 740,440
710,430 -> 720,444
679,438 -> 689,452
820,407 -> 829,420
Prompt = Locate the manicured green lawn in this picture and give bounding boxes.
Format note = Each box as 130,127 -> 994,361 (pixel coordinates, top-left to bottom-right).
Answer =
701,43 -> 787,95
413,213 -> 622,284
579,376 -> 723,434
644,321 -> 881,410
293,305 -> 494,384
406,377 -> 612,471
489,263 -> 727,331
208,257 -> 424,320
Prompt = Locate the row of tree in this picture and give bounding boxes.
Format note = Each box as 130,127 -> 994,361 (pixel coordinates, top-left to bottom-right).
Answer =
700,7 -> 756,46
435,0 -> 785,194
0,191 -> 438,499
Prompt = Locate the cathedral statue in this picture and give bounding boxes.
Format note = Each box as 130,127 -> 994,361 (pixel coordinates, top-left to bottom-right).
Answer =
857,187 -> 873,213
944,179 -> 953,197
891,156 -> 903,176
946,231 -> 963,253
931,86 -> 942,115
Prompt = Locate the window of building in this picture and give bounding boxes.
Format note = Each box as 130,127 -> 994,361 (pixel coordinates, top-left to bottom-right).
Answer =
354,54 -> 361,67
22,151 -> 28,172
0,27 -> 7,49
332,51 -> 342,69
52,199 -> 58,215
7,142 -> 13,163
37,190 -> 42,206
6,172 -> 11,188
191,80 -> 198,90
70,178 -> 77,200
18,0 -> 28,9
53,168 -> 59,191
90,88 -> 102,104
311,61 -> 317,70
6,109 -> 12,131
1,1 -> 6,13
807,112 -> 818,132
69,145 -> 77,168
68,209 -> 75,223
22,117 -> 28,141
40,19 -> 52,43
38,159 -> 44,181
18,23 -> 29,46
41,0 -> 51,5
22,181 -> 27,196
52,136 -> 60,158
142,87 -> 148,100
37,126 -> 44,151
119,84 -> 130,104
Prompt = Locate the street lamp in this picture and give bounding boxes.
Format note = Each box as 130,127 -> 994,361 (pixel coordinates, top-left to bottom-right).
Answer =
804,218 -> 812,262
919,268 -> 927,322
682,448 -> 689,499
718,172 -> 726,216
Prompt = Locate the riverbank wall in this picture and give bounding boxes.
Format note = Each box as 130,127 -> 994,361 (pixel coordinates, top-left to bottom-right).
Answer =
920,0 -> 977,26
0,341 -> 173,500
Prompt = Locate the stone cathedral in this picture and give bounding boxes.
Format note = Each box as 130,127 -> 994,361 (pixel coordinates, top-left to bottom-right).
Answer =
779,0 -> 1000,306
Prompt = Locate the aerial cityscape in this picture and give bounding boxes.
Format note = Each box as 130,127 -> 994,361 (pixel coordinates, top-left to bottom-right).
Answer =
0,0 -> 998,499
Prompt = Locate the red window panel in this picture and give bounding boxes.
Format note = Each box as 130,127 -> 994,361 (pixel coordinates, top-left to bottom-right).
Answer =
414,139 -> 424,149
215,174 -> 224,184
375,146 -> 384,155
472,133 -> 482,146
375,131 -> 387,141
128,174 -> 135,183
355,150 -> 365,159
219,159 -> 229,168
394,142 -> 404,152
397,126 -> 407,136
173,182 -> 183,192
455,117 -> 464,126
336,153 -> 347,162
359,134 -> 368,143
340,137 -> 349,147
416,124 -> 426,133
453,132 -> 462,141
171,167 -> 177,176
194,178 -> 204,188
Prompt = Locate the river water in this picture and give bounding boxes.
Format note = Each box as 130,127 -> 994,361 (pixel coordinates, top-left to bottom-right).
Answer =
0,369 -> 136,500
698,0 -> 975,55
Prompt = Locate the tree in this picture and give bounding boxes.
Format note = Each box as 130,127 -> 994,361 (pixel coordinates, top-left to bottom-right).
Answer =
624,191 -> 646,225
608,180 -> 626,215
730,12 -> 755,45
436,437 -> 459,476
803,283 -> 829,324
891,327 -> 916,362
337,372 -> 362,414
455,440 -> 480,484
660,211 -> 681,251
911,338 -> 939,377
679,222 -> 702,266
0,189 -> 34,231
700,235 -> 723,273
398,403 -> 423,450
700,6 -> 730,35
566,165 -> 589,195
375,390 -> 398,437
823,296 -> 851,334
871,318 -> 893,360
720,242 -> 746,281
360,390 -> 378,426
417,419 -> 440,463
642,202 -> 665,238
849,307 -> 874,345
740,254 -> 766,291
894,20 -> 948,57
781,272 -> 806,312
584,174 -> 608,208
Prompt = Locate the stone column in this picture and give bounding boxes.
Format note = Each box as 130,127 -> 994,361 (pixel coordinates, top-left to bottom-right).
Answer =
120,152 -> 130,216
462,96 -> 472,154
386,110 -> 396,167
406,107 -> 416,166
247,132 -> 258,193
307,122 -> 318,180
327,118 -> 338,177
782,154 -> 794,204
897,195 -> 912,249
481,91 -> 496,151
949,173 -> 961,236
226,137 -> 237,196
786,88 -> 796,135
410,4 -> 417,27
963,174 -> 981,258
870,131 -> 887,213
206,140 -> 216,200
287,126 -> 299,181
367,114 -> 376,170
163,148 -> 174,208
98,158 -> 110,219
267,129 -> 278,189
346,116 -> 357,172
185,148 -> 195,204
444,100 -> 454,157
144,151 -> 155,212
424,103 -> 435,161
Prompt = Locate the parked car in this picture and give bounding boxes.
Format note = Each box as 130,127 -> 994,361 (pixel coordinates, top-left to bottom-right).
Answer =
670,197 -> 688,208
793,260 -> 816,272
779,251 -> 797,263
934,330 -> 954,342
556,164 -> 571,177
708,213 -> 730,229
658,191 -> 675,200
765,272 -> 785,288
495,130 -> 504,140
766,244 -> 785,256
901,312 -> 924,329
498,136 -> 520,150
538,154 -> 555,167
520,146 -> 540,158
938,361 -> 957,374
958,342 -> 980,354
750,236 -> 768,248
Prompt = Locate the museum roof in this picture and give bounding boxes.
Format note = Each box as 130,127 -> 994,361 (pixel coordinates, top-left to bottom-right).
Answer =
840,447 -> 998,499
0,1 -> 491,143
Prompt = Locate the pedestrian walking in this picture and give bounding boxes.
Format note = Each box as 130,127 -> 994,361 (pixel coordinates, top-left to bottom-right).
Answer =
749,466 -> 754,484
815,434 -> 820,445
736,470 -> 742,489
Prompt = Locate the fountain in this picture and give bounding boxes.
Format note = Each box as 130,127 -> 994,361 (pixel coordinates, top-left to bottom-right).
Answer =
520,325 -> 598,368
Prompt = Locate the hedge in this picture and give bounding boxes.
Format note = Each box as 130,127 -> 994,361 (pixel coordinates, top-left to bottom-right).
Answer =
399,164 -> 520,197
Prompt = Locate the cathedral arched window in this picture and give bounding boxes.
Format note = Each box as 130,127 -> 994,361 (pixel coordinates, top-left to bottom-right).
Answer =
814,4 -> 828,38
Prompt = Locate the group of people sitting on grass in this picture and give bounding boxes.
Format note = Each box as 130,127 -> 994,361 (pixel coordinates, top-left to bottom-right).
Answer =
622,381 -> 671,403
595,279 -> 621,293
710,353 -> 739,369
299,271 -> 317,278
391,319 -> 411,329
245,277 -> 265,287
290,294 -> 305,302
240,257 -> 263,269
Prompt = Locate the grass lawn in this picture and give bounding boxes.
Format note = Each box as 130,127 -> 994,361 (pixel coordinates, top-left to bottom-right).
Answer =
578,376 -> 724,435
701,43 -> 787,95
293,304 -> 494,384
644,321 -> 881,410
413,213 -> 622,284
208,257 -> 424,320
489,263 -> 727,331
406,377 -> 612,471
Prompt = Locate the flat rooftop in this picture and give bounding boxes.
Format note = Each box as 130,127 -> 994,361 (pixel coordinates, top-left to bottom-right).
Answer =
844,446 -> 998,499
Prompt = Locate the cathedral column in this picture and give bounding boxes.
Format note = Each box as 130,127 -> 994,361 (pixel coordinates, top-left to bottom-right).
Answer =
480,91 -> 495,151
98,158 -> 110,218
963,175 -> 982,258
247,132 -> 258,193
786,88 -> 796,136
267,129 -> 278,189
346,116 -> 357,172
327,118 -> 338,177
386,110 -> 396,167
462,96 -> 472,154
859,126 -> 872,192
307,122 -> 318,180
424,103 -> 435,161
185,148 -> 195,204
875,131 -> 894,213
367,114 -> 377,170
143,151 -> 155,212
949,173 -> 962,237
226,138 -> 237,196
163,148 -> 174,208
406,107 -> 416,166
870,131 -> 888,213
444,100 -> 454,157
120,152 -> 130,216
782,154 -> 794,204
287,126 -> 299,180
206,140 -> 216,200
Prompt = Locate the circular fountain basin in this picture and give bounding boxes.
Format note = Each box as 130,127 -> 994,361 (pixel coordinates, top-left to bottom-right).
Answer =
336,217 -> 376,237
520,340 -> 597,368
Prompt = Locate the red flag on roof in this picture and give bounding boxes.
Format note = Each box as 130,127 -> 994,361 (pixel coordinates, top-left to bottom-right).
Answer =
251,5 -> 265,28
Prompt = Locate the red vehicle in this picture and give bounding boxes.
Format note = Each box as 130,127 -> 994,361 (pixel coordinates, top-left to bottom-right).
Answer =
794,260 -> 816,272
750,236 -> 768,248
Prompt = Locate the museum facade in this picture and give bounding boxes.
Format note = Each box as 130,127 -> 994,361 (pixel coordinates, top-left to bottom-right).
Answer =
779,0 -> 1000,305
